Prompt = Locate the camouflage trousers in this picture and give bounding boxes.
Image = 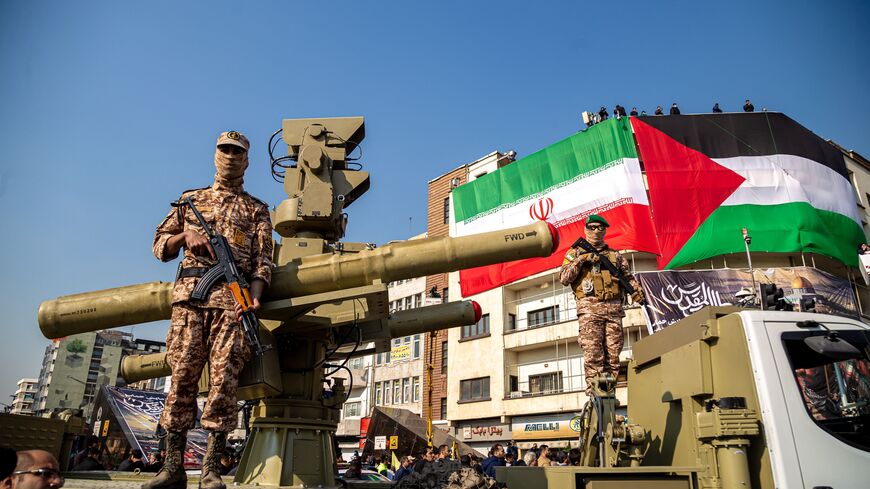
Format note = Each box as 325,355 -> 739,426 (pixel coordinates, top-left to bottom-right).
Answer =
576,300 -> 624,393
161,302 -> 251,432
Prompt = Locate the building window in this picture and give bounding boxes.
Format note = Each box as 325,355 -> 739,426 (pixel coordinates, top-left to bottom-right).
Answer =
345,401 -> 361,417
439,398 -> 447,420
462,314 -> 490,339
413,377 -> 420,402
529,372 -> 564,395
384,381 -> 392,405
441,341 -> 448,374
402,378 -> 410,404
375,383 -> 382,405
507,313 -> 517,332
443,197 -> 450,224
460,377 -> 490,402
443,288 -> 449,303
527,305 -> 559,328
413,335 -> 421,359
393,381 -> 401,405
404,296 -> 412,310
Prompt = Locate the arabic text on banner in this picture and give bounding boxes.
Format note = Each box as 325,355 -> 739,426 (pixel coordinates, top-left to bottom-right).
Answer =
637,267 -> 859,333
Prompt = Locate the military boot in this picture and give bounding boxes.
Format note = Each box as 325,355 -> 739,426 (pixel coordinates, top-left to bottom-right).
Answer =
199,431 -> 227,489
142,431 -> 188,489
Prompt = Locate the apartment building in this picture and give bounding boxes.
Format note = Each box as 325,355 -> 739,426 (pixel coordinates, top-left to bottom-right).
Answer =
33,331 -> 165,420
10,378 -> 38,415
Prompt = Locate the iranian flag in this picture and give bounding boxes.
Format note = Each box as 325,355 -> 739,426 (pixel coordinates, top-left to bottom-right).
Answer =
453,118 -> 659,297
632,112 -> 864,269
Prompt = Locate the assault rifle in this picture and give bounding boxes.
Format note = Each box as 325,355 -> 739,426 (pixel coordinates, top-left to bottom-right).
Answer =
172,197 -> 270,355
570,236 -> 636,296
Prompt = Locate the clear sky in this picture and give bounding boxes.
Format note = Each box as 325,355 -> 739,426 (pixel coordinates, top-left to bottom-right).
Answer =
1,0 -> 868,399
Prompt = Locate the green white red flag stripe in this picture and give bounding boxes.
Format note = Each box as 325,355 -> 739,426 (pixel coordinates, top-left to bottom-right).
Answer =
453,118 -> 659,296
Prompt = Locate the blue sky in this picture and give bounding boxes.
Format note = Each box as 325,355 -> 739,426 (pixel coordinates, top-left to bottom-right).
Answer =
1,0 -> 868,398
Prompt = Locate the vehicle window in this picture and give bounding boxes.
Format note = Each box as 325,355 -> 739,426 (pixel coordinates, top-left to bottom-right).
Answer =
782,329 -> 870,451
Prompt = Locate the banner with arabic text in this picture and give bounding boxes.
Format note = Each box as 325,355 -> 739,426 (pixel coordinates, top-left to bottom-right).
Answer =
93,386 -> 207,468
637,267 -> 858,333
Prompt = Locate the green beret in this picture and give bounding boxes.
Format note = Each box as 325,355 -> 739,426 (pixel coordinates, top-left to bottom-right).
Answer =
586,214 -> 610,227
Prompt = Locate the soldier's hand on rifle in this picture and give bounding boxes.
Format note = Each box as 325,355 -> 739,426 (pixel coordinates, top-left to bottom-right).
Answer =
183,230 -> 216,260
589,253 -> 601,264
631,290 -> 646,306
234,297 -> 261,320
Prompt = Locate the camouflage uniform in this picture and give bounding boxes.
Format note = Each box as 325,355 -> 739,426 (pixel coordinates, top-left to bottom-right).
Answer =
153,184 -> 273,432
558,243 -> 642,393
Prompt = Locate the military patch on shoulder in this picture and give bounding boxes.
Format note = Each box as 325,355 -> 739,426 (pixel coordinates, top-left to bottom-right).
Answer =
232,228 -> 248,247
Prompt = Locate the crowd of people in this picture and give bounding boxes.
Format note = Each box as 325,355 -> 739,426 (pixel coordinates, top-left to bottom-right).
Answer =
584,99 -> 762,126
339,440 -> 589,483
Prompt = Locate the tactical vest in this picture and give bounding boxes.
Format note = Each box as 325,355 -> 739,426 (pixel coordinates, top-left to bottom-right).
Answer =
573,250 -> 622,301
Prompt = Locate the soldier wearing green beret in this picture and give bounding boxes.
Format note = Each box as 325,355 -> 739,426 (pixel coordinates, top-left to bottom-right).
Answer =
558,214 -> 644,395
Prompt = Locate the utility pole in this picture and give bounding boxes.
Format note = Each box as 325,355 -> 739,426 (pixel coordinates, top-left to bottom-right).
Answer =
742,227 -> 758,307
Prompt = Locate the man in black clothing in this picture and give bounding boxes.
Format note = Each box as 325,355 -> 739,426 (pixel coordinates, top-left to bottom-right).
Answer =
145,452 -> 163,473
70,436 -> 99,470
654,106 -> 664,116
72,448 -> 103,471
629,107 -> 638,116
669,103 -> 681,115
118,449 -> 146,472
743,99 -> 755,112
598,106 -> 609,121
413,447 -> 435,473
712,103 -> 723,113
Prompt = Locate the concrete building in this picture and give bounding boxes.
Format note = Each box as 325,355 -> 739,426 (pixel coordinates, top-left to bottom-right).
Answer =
10,378 -> 38,415
33,331 -> 165,420
430,140 -> 870,453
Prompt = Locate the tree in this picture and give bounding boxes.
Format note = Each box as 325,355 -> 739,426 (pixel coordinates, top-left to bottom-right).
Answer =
66,339 -> 87,355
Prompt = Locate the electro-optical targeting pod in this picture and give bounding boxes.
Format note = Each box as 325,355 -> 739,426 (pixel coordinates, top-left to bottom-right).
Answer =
37,116 -> 558,489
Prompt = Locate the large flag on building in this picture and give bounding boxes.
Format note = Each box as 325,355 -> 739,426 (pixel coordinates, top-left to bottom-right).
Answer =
631,113 -> 864,269
453,118 -> 659,296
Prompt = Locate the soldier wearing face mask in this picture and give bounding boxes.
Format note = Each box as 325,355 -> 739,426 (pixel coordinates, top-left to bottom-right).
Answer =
558,215 -> 643,395
146,131 -> 274,489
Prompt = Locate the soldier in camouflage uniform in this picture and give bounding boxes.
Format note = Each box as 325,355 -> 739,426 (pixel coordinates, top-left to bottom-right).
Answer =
146,131 -> 274,489
558,214 -> 643,395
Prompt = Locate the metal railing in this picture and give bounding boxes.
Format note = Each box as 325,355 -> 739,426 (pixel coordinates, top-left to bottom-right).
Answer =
506,373 -> 586,399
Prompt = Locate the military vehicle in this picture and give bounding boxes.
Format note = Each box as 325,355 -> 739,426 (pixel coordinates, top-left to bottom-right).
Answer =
37,117 -> 557,488
495,306 -> 870,489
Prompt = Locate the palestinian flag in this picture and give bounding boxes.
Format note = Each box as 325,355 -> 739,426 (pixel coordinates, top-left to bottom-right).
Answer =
632,112 -> 864,269
453,118 -> 659,297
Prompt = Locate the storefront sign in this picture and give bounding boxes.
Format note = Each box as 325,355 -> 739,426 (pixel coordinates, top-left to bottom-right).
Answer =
511,413 -> 580,440
454,421 -> 510,441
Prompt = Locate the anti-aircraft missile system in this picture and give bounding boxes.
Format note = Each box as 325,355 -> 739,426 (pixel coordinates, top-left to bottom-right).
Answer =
38,116 -> 556,489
